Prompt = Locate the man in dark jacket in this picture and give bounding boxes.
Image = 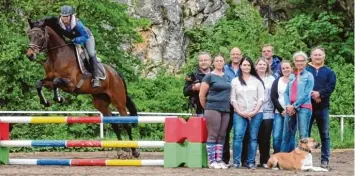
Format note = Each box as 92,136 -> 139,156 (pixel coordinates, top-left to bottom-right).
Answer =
306,47 -> 336,169
262,44 -> 282,78
183,52 -> 211,116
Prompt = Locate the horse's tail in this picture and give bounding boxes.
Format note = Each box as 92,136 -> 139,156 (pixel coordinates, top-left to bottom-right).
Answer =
117,72 -> 138,117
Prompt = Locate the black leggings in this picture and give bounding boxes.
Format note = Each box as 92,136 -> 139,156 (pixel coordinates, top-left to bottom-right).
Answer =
257,119 -> 273,164
204,110 -> 230,143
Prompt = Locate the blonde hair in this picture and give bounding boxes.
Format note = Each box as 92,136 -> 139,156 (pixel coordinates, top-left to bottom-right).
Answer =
281,60 -> 292,66
262,44 -> 274,52
255,57 -> 271,76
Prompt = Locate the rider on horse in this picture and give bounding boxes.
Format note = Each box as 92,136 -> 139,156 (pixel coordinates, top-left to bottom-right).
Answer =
58,5 -> 101,88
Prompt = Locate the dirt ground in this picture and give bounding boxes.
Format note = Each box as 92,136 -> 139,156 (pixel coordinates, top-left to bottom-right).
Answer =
0,149 -> 353,176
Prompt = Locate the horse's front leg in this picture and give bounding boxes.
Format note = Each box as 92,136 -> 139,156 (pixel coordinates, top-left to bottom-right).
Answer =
35,79 -> 51,107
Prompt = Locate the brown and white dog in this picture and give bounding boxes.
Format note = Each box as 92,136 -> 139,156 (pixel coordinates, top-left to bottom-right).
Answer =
267,138 -> 328,172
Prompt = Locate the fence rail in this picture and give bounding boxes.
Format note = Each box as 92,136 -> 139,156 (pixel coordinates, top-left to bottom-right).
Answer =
0,111 -> 353,141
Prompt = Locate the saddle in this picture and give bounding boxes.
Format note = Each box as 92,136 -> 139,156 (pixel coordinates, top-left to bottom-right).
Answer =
74,45 -> 106,80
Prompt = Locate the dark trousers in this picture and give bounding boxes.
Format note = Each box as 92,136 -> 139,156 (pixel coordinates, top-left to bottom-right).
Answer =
222,106 -> 234,164
257,119 -> 273,164
308,108 -> 330,163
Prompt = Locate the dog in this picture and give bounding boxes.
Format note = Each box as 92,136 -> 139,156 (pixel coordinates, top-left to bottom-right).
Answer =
267,138 -> 328,172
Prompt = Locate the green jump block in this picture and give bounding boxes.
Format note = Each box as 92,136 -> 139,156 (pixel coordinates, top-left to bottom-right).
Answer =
0,122 -> 9,165
0,147 -> 9,165
164,142 -> 207,168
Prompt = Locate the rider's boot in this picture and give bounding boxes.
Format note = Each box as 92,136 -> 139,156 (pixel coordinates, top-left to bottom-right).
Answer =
89,56 -> 101,88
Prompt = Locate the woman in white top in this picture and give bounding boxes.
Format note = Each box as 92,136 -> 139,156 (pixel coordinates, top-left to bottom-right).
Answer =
255,58 -> 275,168
270,61 -> 292,153
231,57 -> 265,170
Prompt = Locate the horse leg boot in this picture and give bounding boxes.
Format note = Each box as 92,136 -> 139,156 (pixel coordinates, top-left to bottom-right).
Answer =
53,87 -> 65,103
53,77 -> 71,103
36,80 -> 51,107
89,56 -> 101,88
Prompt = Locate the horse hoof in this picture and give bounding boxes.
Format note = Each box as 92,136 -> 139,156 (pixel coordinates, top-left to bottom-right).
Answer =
116,149 -> 131,159
132,150 -> 140,158
54,97 -> 65,103
41,100 -> 51,107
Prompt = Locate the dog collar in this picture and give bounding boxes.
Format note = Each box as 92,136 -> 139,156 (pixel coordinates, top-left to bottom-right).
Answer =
298,146 -> 311,153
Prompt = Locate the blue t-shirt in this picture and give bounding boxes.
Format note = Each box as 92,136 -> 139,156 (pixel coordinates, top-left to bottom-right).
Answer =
202,73 -> 231,112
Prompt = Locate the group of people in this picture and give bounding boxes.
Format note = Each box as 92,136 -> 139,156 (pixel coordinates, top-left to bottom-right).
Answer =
183,45 -> 336,169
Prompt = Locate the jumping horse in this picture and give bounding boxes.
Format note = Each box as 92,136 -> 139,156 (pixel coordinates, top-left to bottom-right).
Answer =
25,18 -> 140,158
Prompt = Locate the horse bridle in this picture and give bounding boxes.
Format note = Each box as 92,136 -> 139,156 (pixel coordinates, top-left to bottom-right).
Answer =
27,27 -> 70,52
27,27 -> 49,52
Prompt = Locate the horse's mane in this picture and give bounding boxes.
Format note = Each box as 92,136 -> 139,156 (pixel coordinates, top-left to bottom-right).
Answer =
33,16 -> 65,41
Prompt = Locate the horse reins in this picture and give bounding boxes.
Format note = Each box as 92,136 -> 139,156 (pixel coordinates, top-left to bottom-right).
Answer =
28,27 -> 70,52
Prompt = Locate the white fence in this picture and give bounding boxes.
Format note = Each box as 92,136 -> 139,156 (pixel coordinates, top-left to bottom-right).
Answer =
0,111 -> 353,142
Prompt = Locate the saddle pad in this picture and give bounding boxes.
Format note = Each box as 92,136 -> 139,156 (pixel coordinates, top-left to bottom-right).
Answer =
75,45 -> 106,80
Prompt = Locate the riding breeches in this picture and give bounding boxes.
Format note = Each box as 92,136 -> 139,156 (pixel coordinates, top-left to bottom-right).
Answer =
84,35 -> 96,58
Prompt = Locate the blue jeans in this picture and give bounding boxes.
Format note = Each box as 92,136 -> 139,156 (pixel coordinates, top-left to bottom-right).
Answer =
309,108 -> 330,163
272,113 -> 284,154
280,108 -> 311,152
233,112 -> 263,166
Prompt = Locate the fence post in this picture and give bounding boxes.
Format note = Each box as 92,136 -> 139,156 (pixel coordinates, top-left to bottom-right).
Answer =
100,113 -> 104,139
340,116 -> 344,142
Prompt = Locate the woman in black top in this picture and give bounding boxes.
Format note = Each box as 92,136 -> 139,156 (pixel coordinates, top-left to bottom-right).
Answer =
270,61 -> 292,153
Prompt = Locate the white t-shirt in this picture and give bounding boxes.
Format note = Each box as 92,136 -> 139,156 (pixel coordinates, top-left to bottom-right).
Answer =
276,78 -> 288,113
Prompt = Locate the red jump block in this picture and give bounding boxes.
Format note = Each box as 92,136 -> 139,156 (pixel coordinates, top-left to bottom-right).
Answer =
164,117 -> 207,143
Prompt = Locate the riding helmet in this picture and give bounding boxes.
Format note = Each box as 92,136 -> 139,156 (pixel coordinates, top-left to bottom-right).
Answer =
60,5 -> 74,17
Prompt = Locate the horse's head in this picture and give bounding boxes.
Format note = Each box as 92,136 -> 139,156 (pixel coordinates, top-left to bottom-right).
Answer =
26,19 -> 49,61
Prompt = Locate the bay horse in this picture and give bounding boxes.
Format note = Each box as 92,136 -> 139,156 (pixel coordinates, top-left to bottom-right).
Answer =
25,19 -> 140,158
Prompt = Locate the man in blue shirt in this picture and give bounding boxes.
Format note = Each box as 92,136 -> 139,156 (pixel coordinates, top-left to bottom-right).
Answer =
306,47 -> 336,169
222,47 -> 242,166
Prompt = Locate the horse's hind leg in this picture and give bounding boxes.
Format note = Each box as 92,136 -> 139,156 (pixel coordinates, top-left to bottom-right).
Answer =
92,94 -> 124,158
92,94 -> 130,159
111,98 -> 140,158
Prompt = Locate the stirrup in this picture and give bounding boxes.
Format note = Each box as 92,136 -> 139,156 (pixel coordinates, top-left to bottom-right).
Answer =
92,78 -> 101,88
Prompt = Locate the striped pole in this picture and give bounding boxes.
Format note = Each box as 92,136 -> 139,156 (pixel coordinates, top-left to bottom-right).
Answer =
0,140 -> 164,148
9,159 -> 164,166
0,116 -> 177,124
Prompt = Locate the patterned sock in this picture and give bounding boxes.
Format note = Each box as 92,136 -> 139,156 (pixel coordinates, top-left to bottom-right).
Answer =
215,144 -> 223,162
206,142 -> 216,164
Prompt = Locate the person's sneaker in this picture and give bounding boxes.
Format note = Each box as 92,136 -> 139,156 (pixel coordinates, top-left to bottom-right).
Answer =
218,161 -> 229,169
233,163 -> 241,168
247,164 -> 256,170
320,161 -> 329,169
209,162 -> 222,169
257,163 -> 268,168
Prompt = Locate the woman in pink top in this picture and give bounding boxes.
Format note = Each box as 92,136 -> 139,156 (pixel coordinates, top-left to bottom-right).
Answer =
280,51 -> 314,152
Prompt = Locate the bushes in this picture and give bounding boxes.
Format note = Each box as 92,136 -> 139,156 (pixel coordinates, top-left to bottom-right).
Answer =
2,0 -> 353,151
